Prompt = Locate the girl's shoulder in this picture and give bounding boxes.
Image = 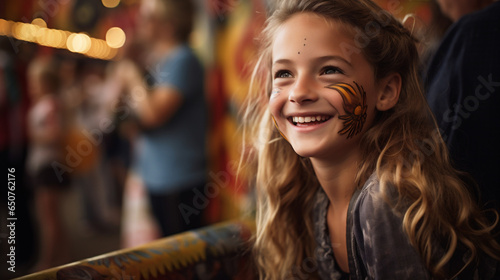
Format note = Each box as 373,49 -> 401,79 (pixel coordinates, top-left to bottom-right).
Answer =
350,174 -> 500,280
348,175 -> 432,278
349,173 -> 407,237
352,173 -> 406,218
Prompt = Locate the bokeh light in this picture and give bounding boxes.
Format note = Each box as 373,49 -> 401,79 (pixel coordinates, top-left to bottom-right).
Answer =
0,19 -> 119,60
31,18 -> 47,28
106,27 -> 126,48
102,0 -> 121,9
0,19 -> 13,36
67,33 -> 92,54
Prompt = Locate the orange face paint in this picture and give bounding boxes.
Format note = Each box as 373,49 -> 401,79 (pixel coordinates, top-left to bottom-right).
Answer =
325,81 -> 367,139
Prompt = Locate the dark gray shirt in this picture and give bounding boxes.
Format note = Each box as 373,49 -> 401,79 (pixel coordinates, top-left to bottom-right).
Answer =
313,174 -> 498,279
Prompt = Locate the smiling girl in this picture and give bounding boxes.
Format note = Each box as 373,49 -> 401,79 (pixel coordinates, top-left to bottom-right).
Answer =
243,0 -> 500,279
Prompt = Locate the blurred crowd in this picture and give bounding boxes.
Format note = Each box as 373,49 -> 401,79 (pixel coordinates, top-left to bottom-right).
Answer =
2,0 -> 214,275
1,39 -> 131,272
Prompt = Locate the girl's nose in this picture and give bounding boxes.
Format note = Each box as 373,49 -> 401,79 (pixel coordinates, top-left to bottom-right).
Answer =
288,76 -> 318,104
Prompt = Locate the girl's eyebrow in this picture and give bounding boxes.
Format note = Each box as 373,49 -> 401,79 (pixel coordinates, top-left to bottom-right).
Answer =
272,59 -> 293,66
314,55 -> 352,67
272,55 -> 352,67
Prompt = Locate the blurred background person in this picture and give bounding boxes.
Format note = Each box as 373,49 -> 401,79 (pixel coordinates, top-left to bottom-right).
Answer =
418,0 -> 452,71
424,0 -> 500,225
113,0 -> 209,238
25,55 -> 70,271
69,60 -> 121,234
436,0 -> 493,22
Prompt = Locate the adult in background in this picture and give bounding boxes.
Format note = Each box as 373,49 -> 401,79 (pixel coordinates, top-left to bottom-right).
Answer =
424,0 -> 500,218
115,0 -> 208,237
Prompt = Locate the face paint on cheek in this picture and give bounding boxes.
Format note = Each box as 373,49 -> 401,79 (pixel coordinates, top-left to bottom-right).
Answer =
325,81 -> 367,139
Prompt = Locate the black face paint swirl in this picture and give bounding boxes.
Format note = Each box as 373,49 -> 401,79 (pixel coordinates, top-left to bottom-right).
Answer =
325,81 -> 367,139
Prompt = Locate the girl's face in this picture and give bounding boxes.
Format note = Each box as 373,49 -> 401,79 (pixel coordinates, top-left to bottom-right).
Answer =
269,12 -> 382,161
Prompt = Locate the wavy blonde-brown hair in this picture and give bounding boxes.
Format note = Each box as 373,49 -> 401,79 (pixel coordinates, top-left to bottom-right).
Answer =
242,0 -> 500,279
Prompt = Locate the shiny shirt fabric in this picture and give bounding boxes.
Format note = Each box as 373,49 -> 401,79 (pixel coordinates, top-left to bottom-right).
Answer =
313,174 -> 499,279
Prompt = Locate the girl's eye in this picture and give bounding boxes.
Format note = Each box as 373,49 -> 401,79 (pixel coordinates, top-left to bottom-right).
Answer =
321,66 -> 343,75
274,70 -> 293,79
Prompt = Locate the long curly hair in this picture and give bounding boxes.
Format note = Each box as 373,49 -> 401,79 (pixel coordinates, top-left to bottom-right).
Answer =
242,0 -> 500,279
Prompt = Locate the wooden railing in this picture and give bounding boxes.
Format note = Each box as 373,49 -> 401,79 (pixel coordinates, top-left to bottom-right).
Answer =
15,220 -> 256,280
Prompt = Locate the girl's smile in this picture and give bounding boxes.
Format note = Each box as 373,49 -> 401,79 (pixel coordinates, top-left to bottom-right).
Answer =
289,114 -> 332,126
286,112 -> 333,132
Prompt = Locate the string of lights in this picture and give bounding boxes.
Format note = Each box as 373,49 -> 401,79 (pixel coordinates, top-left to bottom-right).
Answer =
0,17 -> 125,60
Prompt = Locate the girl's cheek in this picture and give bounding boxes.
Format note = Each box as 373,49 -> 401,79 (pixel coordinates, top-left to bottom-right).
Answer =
270,88 -> 281,100
268,100 -> 280,118
269,88 -> 285,114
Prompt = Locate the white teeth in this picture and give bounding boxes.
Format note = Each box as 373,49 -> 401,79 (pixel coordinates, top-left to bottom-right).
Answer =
292,115 -> 329,124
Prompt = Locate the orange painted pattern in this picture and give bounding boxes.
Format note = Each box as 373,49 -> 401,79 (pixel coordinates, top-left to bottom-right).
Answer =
326,81 -> 367,139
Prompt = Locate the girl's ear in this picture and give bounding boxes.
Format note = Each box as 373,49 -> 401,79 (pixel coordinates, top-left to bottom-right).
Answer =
376,73 -> 401,111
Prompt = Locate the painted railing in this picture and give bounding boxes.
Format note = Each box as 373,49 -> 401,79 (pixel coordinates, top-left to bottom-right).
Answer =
15,220 -> 256,280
